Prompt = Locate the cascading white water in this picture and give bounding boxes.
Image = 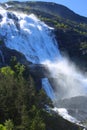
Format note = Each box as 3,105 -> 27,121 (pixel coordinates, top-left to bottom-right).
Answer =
0,7 -> 61,64
0,6 -> 61,99
0,6 -> 87,124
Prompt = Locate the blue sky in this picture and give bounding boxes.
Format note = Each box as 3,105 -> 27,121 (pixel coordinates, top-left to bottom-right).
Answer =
0,0 -> 87,17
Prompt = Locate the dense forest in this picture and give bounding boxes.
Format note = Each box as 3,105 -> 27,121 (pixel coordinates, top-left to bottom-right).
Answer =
0,58 -> 47,129
0,56 -> 52,130
0,58 -> 83,130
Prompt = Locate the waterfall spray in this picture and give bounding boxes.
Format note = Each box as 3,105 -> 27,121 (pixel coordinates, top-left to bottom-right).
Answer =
43,58 -> 87,101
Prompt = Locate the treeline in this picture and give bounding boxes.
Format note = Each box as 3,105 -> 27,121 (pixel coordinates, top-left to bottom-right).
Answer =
0,57 -> 52,130
0,57 -> 83,130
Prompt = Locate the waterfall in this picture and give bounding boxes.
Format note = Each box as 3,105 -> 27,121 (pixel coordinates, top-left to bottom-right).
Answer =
0,6 -> 87,123
0,6 -> 61,99
0,6 -> 87,100
0,7 -> 61,64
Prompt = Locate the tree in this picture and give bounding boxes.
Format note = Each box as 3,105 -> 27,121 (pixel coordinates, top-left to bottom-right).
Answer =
4,119 -> 14,130
21,105 -> 30,130
30,105 -> 46,130
30,115 -> 46,130
0,66 -> 15,76
0,124 -> 6,130
0,63 -> 51,130
14,62 -> 25,78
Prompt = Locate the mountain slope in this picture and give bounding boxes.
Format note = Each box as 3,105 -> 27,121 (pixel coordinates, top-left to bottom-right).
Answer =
1,1 -> 87,69
24,1 -> 87,23
2,1 -> 87,23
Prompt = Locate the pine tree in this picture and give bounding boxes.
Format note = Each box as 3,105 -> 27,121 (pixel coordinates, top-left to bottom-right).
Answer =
4,119 -> 14,130
21,104 -> 30,130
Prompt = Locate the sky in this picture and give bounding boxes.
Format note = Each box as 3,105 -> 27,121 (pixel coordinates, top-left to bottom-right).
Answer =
0,0 -> 87,17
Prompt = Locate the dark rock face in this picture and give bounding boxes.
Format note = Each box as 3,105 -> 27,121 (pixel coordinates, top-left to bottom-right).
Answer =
7,12 -> 18,21
0,42 -> 30,67
55,29 -> 87,69
29,64 -> 51,78
45,110 -> 85,130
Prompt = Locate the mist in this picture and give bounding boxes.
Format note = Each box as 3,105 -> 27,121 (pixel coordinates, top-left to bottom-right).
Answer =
43,57 -> 87,101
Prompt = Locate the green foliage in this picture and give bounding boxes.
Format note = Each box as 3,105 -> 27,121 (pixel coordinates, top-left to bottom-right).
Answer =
0,125 -> 6,130
29,105 -> 46,130
10,56 -> 17,68
0,62 -> 52,130
39,14 -> 87,36
20,105 -> 30,130
80,42 -> 87,49
30,116 -> 46,130
15,62 -> 25,77
4,120 -> 14,130
0,66 -> 15,76
10,56 -> 25,78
